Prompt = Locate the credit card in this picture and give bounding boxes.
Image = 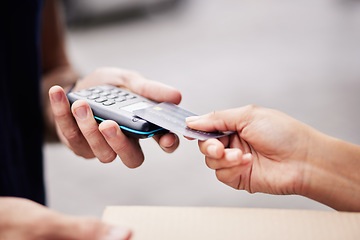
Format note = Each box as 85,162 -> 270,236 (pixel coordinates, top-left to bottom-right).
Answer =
133,102 -> 234,140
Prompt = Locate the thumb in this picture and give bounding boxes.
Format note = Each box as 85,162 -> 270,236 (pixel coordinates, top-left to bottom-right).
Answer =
186,106 -> 255,132
46,214 -> 132,240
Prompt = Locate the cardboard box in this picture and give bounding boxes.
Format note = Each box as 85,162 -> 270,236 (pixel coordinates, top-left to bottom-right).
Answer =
102,206 -> 360,240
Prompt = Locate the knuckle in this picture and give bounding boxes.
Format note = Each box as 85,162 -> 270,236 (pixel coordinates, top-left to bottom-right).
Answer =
98,151 -> 117,163
63,128 -> 83,143
215,171 -> 227,183
53,108 -> 71,119
208,110 -> 218,118
27,210 -> 57,239
73,149 -> 95,159
205,158 -> 214,169
113,139 -> 131,154
83,154 -> 96,159
76,217 -> 103,240
214,118 -> 227,131
93,67 -> 108,75
125,69 -> 140,78
199,144 -> 208,155
121,69 -> 140,84
82,126 -> 99,138
245,104 -> 260,113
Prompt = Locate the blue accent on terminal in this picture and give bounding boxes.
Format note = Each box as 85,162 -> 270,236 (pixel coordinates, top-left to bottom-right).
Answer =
94,116 -> 164,137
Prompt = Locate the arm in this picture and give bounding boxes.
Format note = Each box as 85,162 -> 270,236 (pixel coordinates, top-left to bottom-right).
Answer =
41,0 -> 78,141
41,0 -> 182,167
303,133 -> 360,211
186,105 -> 360,211
0,197 -> 131,240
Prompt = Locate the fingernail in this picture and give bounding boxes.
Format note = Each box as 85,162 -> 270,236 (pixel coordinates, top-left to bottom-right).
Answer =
102,226 -> 131,240
227,150 -> 241,162
163,141 -> 175,149
51,92 -> 63,103
74,106 -> 88,120
102,127 -> 117,139
186,116 -> 200,122
207,145 -> 218,156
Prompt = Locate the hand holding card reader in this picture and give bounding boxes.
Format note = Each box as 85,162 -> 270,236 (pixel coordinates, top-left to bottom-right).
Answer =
67,85 -> 168,138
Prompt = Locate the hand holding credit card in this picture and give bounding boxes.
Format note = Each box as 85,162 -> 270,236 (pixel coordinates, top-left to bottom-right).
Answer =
134,102 -> 234,141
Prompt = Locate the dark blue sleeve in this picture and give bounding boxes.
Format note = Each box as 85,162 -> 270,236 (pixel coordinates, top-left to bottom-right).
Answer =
0,0 -> 45,205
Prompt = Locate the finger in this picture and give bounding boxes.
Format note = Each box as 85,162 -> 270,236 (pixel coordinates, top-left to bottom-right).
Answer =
206,149 -> 253,170
205,149 -> 243,169
198,139 -> 225,159
134,80 -> 182,104
119,71 -> 182,104
186,105 -> 260,132
76,68 -> 182,104
152,133 -> 180,153
198,136 -> 232,156
47,214 -> 132,240
99,120 -> 145,168
12,198 -> 132,240
49,86 -> 94,158
215,162 -> 252,189
71,100 -> 117,163
129,78 -> 181,104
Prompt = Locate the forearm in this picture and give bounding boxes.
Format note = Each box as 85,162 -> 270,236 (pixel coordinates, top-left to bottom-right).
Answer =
302,131 -> 360,211
41,0 -> 79,141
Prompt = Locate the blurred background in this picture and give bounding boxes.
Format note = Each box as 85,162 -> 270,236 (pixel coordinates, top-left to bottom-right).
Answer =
45,0 -> 360,217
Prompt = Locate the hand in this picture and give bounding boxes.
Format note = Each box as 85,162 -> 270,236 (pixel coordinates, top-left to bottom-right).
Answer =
49,67 -> 182,168
0,197 -> 131,240
187,105 -> 360,211
186,105 -> 314,195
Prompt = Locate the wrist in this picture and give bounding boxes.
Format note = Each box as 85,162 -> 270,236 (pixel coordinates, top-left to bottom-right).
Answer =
298,129 -> 328,197
300,131 -> 360,211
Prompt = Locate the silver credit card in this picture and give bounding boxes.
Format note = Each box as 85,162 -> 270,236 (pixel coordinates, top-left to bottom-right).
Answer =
134,102 -> 233,140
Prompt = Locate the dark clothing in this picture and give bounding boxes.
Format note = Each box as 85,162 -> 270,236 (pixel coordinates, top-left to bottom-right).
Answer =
0,0 -> 45,204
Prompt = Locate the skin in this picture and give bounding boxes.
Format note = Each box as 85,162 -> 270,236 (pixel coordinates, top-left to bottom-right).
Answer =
41,0 -> 182,166
0,197 -> 131,240
48,68 -> 181,168
186,105 -> 360,211
2,0 -> 180,239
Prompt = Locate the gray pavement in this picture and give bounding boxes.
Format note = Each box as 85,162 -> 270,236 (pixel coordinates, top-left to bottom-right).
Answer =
44,0 -> 360,217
